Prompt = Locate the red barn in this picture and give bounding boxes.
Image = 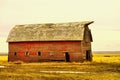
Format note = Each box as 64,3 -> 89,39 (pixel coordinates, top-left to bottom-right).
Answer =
7,21 -> 94,62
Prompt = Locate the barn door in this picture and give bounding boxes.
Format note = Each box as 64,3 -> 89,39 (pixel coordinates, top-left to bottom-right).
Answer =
65,52 -> 70,62
86,50 -> 91,61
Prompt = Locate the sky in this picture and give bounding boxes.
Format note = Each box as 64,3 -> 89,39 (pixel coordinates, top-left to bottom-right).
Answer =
0,0 -> 120,52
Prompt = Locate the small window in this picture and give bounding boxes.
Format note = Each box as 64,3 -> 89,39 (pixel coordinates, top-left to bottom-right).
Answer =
50,51 -> 54,56
14,52 -> 17,56
38,51 -> 41,56
25,51 -> 29,56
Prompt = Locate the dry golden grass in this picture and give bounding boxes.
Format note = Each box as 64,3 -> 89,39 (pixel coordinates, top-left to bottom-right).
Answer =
0,55 -> 8,61
93,53 -> 120,63
0,53 -> 120,80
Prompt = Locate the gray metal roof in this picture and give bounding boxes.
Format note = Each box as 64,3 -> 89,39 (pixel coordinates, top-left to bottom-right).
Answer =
7,21 -> 93,42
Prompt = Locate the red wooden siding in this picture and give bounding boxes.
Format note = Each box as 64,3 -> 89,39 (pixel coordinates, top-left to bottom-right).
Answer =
8,41 -> 83,62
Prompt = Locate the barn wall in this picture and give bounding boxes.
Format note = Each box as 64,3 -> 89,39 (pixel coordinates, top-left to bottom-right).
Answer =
8,41 -> 83,62
81,41 -> 92,61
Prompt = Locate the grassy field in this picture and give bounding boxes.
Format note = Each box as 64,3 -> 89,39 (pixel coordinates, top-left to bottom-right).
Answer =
0,53 -> 120,80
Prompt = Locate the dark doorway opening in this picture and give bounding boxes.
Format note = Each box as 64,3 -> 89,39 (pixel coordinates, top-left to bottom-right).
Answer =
86,50 -> 91,61
65,52 -> 70,62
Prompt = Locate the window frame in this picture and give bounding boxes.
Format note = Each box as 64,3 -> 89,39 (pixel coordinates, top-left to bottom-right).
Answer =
50,51 -> 54,56
25,51 -> 29,56
14,52 -> 17,56
38,51 -> 41,56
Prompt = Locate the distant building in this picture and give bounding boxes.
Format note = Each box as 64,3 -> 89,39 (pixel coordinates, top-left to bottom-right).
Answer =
7,21 -> 94,62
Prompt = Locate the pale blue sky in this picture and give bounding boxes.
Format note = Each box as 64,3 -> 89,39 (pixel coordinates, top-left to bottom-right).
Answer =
0,0 -> 120,52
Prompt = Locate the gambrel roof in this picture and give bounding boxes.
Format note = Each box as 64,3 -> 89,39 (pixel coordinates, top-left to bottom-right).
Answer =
7,21 -> 93,42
